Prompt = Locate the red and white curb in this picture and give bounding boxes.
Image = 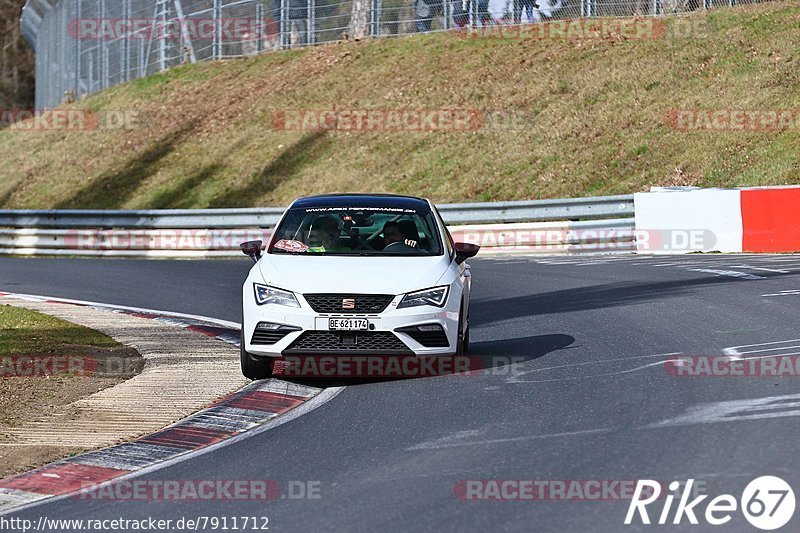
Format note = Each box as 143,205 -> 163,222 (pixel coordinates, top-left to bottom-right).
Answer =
0,292 -> 342,514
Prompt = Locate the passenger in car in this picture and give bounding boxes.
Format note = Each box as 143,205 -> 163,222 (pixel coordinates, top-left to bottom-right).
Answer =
307,216 -> 349,252
382,221 -> 421,253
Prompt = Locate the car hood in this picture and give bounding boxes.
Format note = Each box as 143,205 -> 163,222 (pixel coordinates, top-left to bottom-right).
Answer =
257,254 -> 451,295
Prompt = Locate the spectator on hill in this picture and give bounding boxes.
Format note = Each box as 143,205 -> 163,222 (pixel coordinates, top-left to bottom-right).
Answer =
515,0 -> 539,22
450,0 -> 492,29
477,0 -> 492,26
453,0 -> 469,28
270,0 -> 309,46
414,0 -> 434,31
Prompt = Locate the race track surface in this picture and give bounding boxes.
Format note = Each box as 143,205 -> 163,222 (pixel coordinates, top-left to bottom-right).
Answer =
2,254 -> 800,532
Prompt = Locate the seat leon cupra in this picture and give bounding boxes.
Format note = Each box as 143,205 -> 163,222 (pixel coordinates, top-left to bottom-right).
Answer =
239,194 -> 480,379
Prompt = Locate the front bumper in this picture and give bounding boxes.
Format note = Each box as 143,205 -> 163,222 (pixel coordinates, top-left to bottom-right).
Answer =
243,288 -> 462,358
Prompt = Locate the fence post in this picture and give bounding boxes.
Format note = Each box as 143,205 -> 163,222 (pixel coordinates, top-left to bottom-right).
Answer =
75,0 -> 82,94
122,0 -> 130,80
99,0 -> 106,87
280,0 -> 288,48
256,2 -> 264,52
214,0 -> 222,58
158,0 -> 167,69
470,0 -> 476,28
370,0 -> 380,37
307,0 -> 313,44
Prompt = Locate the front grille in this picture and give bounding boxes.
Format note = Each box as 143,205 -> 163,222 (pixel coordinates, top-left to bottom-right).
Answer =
303,294 -> 394,314
395,326 -> 450,348
284,331 -> 413,355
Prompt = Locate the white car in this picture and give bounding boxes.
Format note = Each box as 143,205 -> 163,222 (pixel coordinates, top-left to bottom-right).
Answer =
239,194 -> 480,379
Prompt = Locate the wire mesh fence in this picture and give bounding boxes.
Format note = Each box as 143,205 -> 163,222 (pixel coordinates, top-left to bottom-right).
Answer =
21,0 -> 767,109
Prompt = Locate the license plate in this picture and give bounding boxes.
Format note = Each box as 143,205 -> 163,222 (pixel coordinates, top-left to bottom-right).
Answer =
328,318 -> 369,331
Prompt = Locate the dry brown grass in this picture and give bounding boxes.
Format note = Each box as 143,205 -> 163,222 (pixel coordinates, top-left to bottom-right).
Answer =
0,1 -> 798,208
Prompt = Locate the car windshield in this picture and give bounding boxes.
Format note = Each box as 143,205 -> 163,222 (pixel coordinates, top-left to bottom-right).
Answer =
268,205 -> 443,256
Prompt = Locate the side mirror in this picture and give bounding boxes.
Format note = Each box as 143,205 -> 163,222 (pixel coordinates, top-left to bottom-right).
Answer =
454,242 -> 480,264
240,240 -> 263,263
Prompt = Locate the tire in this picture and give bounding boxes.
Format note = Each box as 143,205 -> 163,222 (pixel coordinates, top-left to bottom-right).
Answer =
240,329 -> 275,380
456,300 -> 469,356
462,314 -> 470,355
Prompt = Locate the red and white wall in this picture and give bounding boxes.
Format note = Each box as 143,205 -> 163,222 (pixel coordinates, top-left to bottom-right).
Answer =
634,186 -> 800,254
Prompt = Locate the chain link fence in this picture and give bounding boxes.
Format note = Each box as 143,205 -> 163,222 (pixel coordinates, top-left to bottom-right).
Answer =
21,0 -> 765,109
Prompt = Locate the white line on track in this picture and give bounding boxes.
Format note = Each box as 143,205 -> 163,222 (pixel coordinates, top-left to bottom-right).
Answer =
686,268 -> 765,280
406,427 -> 613,450
505,352 -> 681,383
762,289 -> 800,297
509,361 -> 670,383
728,265 -> 790,274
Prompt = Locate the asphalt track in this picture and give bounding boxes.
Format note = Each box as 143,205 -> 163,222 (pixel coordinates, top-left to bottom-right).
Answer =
3,254 -> 800,532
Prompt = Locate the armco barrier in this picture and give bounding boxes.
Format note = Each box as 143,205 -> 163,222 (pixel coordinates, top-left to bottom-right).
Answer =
634,186 -> 800,254
4,187 -> 798,257
0,195 -> 635,257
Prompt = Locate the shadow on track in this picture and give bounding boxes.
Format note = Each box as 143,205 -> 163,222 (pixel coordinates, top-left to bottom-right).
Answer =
270,333 -> 575,388
471,270 -> 800,326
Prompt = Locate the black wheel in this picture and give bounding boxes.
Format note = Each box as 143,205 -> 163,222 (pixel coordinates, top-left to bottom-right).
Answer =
462,314 -> 470,355
456,300 -> 469,355
240,329 -> 275,380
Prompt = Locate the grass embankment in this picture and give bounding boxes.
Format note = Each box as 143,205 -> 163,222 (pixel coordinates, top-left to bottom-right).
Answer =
0,305 -> 142,477
0,1 -> 798,208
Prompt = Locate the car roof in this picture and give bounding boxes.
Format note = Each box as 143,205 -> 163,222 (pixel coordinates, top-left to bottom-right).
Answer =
291,194 -> 431,211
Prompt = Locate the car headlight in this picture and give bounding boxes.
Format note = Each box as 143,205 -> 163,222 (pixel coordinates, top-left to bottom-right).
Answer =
253,284 -> 300,307
397,285 -> 449,309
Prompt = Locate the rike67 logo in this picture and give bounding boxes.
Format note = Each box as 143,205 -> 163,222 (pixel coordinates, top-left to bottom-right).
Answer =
625,477 -> 795,530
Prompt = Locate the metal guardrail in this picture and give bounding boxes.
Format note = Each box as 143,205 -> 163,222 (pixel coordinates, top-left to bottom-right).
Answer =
0,194 -> 635,256
0,207 -> 286,230
0,195 -> 632,228
439,194 -> 633,225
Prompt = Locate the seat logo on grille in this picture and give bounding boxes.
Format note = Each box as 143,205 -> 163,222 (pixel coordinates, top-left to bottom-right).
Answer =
342,298 -> 356,310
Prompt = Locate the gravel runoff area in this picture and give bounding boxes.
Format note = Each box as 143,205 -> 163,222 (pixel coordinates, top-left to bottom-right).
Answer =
0,296 -> 247,477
